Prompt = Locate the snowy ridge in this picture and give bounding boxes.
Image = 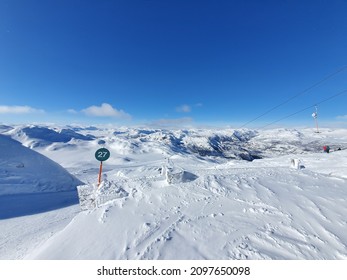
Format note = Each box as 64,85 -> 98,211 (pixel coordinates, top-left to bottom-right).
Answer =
0,134 -> 82,195
3,125 -> 347,164
8,125 -> 95,148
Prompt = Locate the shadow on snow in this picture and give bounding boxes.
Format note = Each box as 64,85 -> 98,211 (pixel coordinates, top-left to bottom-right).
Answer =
0,190 -> 79,220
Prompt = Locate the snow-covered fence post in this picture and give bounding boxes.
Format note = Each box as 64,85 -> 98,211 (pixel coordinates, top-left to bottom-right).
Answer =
290,158 -> 301,170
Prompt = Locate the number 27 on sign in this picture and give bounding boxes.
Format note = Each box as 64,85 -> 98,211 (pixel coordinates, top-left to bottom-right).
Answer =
95,148 -> 110,186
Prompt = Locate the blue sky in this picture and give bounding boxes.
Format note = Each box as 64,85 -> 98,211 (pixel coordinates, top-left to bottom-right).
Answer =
1,0 -> 347,128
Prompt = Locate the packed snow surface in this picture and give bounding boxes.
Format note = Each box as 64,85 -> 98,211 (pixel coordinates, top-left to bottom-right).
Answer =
1,125 -> 347,259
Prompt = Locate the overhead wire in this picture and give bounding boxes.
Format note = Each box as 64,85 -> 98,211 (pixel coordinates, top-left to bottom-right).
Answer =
238,65 -> 347,129
260,89 -> 347,129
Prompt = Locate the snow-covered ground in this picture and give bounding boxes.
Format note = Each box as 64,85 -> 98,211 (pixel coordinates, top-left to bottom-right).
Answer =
1,125 -> 347,259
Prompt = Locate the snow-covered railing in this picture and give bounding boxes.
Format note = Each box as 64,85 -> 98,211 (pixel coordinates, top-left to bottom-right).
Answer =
77,185 -> 96,210
77,180 -> 128,210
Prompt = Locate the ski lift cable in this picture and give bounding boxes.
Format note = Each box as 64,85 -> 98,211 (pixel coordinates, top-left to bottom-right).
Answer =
260,89 -> 347,129
238,65 -> 347,129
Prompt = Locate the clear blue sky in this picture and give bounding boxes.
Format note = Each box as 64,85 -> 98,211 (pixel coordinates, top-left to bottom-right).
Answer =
1,0 -> 347,127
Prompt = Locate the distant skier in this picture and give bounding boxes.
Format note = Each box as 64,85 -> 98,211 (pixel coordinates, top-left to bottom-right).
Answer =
323,145 -> 330,153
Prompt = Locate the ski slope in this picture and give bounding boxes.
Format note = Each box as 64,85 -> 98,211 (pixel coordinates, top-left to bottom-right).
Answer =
1,125 -> 347,259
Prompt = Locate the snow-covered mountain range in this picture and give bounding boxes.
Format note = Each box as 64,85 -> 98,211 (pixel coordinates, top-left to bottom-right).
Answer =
1,124 -> 347,259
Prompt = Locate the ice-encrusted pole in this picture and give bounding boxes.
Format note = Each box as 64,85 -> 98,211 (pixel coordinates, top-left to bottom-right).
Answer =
312,105 -> 319,133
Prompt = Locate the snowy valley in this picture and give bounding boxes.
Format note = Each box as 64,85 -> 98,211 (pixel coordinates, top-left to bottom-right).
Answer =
1,124 -> 347,260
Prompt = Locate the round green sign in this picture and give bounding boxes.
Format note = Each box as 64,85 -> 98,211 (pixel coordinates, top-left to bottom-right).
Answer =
95,148 -> 110,162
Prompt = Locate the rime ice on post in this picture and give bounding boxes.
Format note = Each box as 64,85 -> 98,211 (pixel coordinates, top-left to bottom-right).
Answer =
312,106 -> 319,133
164,159 -> 198,184
290,159 -> 301,170
77,185 -> 96,210
95,180 -> 129,206
77,180 -> 129,210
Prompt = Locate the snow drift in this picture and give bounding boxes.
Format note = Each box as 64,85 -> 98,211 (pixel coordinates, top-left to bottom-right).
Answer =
0,134 -> 82,221
0,134 -> 82,195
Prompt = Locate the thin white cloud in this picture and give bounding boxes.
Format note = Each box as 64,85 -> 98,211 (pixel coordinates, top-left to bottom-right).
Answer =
176,103 -> 203,113
0,105 -> 44,114
336,115 -> 347,120
82,103 -> 131,119
67,109 -> 78,114
150,117 -> 193,128
176,104 -> 191,113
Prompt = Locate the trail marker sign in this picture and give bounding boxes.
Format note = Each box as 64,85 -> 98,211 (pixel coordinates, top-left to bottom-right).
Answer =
95,148 -> 110,162
95,148 -> 110,187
